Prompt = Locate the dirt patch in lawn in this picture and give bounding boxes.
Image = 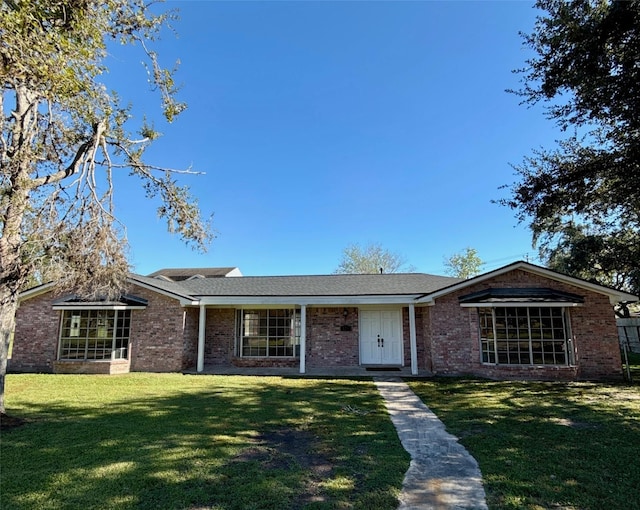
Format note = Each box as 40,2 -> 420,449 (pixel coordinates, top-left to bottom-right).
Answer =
233,428 -> 334,506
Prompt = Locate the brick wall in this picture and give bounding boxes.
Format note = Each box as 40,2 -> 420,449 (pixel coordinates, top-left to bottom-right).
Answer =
11,284 -> 196,373
571,293 -> 623,379
419,306 -> 433,372
204,308 -> 235,365
52,359 -> 130,374
128,285 -> 191,372
182,307 -> 199,369
428,269 -> 622,380
11,292 -> 61,372
430,296 -> 483,377
306,307 -> 359,367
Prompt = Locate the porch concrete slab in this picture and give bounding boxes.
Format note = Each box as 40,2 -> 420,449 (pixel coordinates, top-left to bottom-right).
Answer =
374,377 -> 488,510
184,365 -> 432,378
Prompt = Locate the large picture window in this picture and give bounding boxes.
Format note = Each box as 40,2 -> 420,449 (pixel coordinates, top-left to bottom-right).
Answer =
479,307 -> 571,366
59,310 -> 131,361
237,309 -> 300,357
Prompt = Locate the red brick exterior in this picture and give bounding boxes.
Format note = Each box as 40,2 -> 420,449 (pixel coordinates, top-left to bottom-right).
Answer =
425,269 -> 622,381
305,307 -> 360,368
10,283 -> 196,374
11,291 -> 62,372
127,285 -> 193,372
10,269 -> 623,380
52,359 -> 131,374
204,308 -> 235,365
182,307 -> 199,370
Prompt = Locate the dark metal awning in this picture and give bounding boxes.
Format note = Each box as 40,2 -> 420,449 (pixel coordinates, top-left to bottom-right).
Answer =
459,287 -> 585,307
52,293 -> 148,310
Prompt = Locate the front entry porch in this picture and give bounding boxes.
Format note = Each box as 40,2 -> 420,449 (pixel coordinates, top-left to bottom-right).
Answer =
194,303 -> 421,375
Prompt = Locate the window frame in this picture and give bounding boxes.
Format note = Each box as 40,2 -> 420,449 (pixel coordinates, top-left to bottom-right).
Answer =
58,309 -> 132,362
478,306 -> 574,367
236,308 -> 301,358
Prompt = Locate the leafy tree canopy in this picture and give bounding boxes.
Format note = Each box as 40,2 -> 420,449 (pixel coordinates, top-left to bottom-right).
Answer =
334,243 -> 415,274
443,247 -> 483,279
1,0 -> 212,295
500,0 -> 640,297
0,0 -> 212,413
543,223 -> 639,314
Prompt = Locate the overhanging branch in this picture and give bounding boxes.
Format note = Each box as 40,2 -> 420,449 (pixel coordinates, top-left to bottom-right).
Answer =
28,120 -> 107,189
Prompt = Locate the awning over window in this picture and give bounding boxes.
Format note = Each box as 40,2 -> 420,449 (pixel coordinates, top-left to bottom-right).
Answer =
52,294 -> 148,310
459,287 -> 584,307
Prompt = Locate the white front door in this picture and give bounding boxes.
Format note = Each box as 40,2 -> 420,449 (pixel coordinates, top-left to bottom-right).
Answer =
360,310 -> 403,365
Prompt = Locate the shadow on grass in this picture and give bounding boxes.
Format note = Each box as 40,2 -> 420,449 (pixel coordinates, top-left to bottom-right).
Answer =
408,378 -> 640,510
2,375 -> 408,510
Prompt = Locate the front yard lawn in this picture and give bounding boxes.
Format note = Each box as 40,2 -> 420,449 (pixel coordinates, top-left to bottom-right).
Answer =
408,378 -> 640,510
5,373 -> 640,510
1,374 -> 409,510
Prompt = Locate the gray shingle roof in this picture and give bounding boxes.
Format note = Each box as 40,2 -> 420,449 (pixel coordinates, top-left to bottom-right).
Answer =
175,273 -> 463,297
147,267 -> 239,281
129,274 -> 198,300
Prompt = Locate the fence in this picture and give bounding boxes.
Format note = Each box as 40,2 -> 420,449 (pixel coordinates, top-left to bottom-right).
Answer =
618,318 -> 640,354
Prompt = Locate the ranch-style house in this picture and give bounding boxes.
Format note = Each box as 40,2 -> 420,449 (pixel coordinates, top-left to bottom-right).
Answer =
10,261 -> 637,380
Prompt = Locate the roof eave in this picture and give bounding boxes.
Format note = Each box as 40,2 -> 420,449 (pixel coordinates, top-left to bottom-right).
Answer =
18,281 -> 57,302
18,276 -> 200,306
128,275 -> 199,306
415,261 -> 639,304
197,294 -> 423,306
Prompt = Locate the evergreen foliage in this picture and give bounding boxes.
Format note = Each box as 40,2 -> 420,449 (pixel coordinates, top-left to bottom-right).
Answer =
501,0 -> 640,298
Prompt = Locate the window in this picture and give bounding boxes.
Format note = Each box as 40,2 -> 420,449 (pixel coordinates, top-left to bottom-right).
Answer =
479,307 -> 571,366
59,310 -> 131,361
237,309 -> 300,357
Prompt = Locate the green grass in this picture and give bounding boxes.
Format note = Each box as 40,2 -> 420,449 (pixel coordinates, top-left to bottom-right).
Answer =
408,377 -> 640,510
624,350 -> 640,382
1,374 -> 409,510
6,372 -> 640,510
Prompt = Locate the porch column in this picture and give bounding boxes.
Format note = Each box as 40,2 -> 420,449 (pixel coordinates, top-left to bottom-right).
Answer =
197,304 -> 206,372
409,303 -> 418,375
299,304 -> 307,374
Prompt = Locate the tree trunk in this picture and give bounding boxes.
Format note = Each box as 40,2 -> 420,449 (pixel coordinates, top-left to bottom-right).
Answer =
0,214 -> 23,415
0,184 -> 28,414
0,293 -> 19,415
0,193 -> 26,414
0,85 -> 37,415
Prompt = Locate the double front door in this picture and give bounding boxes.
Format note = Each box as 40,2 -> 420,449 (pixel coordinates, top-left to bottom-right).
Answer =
360,310 -> 403,365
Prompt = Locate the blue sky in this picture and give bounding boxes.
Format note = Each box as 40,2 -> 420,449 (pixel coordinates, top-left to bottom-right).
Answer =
105,0 -> 559,277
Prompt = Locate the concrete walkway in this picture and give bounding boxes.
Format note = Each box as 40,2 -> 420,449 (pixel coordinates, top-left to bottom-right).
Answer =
374,377 -> 488,510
